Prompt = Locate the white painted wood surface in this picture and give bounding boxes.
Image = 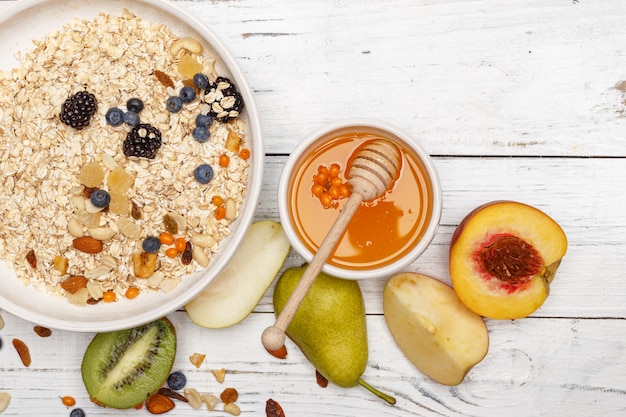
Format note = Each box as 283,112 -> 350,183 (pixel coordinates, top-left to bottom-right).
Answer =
1,0 -> 625,416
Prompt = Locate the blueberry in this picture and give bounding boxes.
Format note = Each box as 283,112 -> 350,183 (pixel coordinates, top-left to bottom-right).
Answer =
123,111 -> 140,126
196,113 -> 212,128
105,107 -> 124,127
167,371 -> 187,390
69,409 -> 85,417
179,86 -> 196,103
192,126 -> 210,143
126,97 -> 144,113
193,73 -> 209,90
0,336 -> 3,350
142,236 -> 161,253
194,164 -> 214,184
166,96 -> 183,113
90,189 -> 110,208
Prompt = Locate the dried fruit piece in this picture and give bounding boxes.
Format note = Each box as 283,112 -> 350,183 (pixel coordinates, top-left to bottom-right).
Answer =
131,200 -> 142,220
72,236 -> 103,254
220,388 -> 238,404
109,192 -> 130,215
53,256 -> 69,274
177,54 -> 203,79
25,249 -> 37,269
61,395 -> 76,406
79,161 -> 105,188
163,214 -> 178,235
181,241 -> 193,265
265,345 -> 288,360
34,326 -> 52,338
157,388 -> 188,403
146,393 -> 175,414
211,368 -> 226,383
67,288 -> 90,306
107,166 -> 133,193
61,276 -> 88,294
189,352 -> 206,368
132,251 -> 158,278
315,370 -> 329,388
225,130 -> 241,153
154,70 -> 175,89
12,338 -> 31,367
266,399 -> 286,417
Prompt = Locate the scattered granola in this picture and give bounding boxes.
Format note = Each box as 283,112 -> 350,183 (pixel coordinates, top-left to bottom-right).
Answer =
0,9 -> 250,304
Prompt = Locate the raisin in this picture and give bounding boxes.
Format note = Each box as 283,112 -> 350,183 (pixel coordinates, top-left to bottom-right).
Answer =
25,249 -> 37,269
34,326 -> 52,337
12,338 -> 31,367
266,399 -> 286,417
158,387 -> 188,403
315,370 -> 329,388
154,70 -> 175,89
220,388 -> 238,404
181,241 -> 193,265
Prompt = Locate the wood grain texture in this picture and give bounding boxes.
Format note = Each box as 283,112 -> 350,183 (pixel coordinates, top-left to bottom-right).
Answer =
0,0 -> 625,416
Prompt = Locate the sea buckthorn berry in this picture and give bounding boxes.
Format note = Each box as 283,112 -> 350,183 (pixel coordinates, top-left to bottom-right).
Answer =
330,176 -> 343,187
102,291 -> 116,302
175,238 -> 187,253
317,165 -> 328,173
328,185 -> 341,200
165,247 -> 179,258
340,184 -> 351,198
61,396 -> 76,406
211,195 -> 224,206
316,171 -> 328,185
311,184 -> 325,197
219,154 -> 230,167
125,287 -> 139,299
215,206 -> 226,220
329,163 -> 340,177
159,232 -> 175,245
239,148 -> 251,160
320,193 -> 333,208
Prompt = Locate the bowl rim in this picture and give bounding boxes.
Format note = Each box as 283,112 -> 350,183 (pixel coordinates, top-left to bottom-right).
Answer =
0,0 -> 264,332
278,118 -> 442,280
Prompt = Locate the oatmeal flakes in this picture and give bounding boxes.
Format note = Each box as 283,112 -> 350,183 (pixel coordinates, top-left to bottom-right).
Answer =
0,11 -> 249,303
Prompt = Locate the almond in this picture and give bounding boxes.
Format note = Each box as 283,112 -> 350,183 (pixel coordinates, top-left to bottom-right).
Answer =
72,236 -> 103,254
145,393 -> 175,414
61,276 -> 88,294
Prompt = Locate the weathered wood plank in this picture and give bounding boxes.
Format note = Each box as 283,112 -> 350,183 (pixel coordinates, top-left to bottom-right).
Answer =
0,312 -> 624,416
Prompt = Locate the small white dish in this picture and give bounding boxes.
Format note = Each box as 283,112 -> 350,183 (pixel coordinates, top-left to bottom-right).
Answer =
278,119 -> 442,280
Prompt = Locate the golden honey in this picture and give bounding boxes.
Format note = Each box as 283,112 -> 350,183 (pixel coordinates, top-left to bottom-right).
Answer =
288,131 -> 434,270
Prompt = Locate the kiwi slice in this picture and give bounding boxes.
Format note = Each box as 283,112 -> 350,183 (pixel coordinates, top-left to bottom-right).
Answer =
81,318 -> 176,409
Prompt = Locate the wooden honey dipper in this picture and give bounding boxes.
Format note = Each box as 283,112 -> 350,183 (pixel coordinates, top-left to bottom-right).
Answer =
261,139 -> 402,351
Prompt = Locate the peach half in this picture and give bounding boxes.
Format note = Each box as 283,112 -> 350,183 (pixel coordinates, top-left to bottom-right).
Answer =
449,201 -> 567,320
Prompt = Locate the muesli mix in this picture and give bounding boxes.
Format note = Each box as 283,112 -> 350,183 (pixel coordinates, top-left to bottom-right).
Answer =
0,9 -> 250,305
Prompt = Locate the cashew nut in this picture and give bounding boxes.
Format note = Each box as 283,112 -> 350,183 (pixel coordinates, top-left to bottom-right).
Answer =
169,37 -> 203,59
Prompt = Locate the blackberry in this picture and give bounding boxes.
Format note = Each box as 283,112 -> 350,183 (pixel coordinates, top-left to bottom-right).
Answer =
204,76 -> 245,123
123,123 -> 162,159
60,91 -> 98,130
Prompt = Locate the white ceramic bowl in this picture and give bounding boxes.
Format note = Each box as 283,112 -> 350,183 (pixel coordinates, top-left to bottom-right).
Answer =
278,119 -> 442,280
0,0 -> 263,332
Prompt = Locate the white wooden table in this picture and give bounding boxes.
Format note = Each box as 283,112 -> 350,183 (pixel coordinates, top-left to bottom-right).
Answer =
1,0 -> 626,415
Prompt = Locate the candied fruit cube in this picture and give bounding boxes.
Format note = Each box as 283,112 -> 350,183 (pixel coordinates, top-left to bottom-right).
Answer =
107,166 -> 133,193
79,161 -> 104,188
178,54 -> 204,79
109,192 -> 130,215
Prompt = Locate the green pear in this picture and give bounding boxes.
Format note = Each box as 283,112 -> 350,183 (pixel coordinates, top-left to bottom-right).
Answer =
273,265 -> 395,404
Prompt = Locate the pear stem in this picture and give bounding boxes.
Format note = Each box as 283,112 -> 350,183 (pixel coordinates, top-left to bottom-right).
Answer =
357,378 -> 396,405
